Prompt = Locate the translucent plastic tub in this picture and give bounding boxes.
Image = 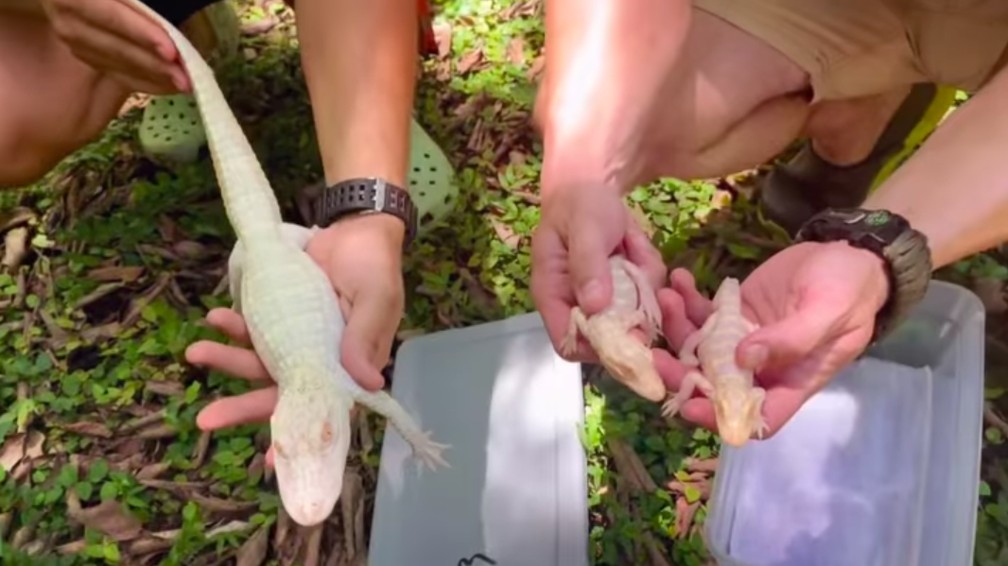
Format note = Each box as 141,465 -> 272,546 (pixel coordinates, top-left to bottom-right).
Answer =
705,280 -> 986,566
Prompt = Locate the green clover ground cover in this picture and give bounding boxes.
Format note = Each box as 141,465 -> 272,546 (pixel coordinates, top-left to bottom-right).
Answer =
1,1 -> 1007,564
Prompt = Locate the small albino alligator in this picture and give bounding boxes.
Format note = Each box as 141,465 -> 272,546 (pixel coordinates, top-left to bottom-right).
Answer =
560,255 -> 667,402
124,0 -> 450,526
660,277 -> 768,447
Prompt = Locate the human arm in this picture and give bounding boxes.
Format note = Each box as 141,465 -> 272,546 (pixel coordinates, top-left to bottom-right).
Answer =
538,0 -> 691,193
291,0 -> 419,388
530,0 -> 679,357
655,64 -> 1008,437
863,64 -> 1008,269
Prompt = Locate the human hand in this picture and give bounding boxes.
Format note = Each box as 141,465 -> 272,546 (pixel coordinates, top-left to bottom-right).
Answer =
304,214 -> 406,390
653,241 -> 890,438
40,0 -> 190,94
186,307 -> 281,467
185,214 -> 406,464
530,184 -> 666,361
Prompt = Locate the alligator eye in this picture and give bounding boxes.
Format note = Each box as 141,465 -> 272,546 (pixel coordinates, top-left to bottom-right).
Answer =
320,422 -> 333,445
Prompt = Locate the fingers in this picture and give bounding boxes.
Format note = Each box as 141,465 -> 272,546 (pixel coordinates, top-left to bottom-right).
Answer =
653,348 -> 716,428
737,294 -> 843,372
652,347 -> 688,390
76,0 -> 178,59
206,308 -> 253,346
657,288 -> 696,351
340,291 -> 392,391
566,215 -> 616,315
669,269 -> 713,326
530,227 -> 600,362
623,225 -> 666,290
340,336 -> 387,391
760,383 -> 809,436
196,387 -> 277,431
185,308 -> 272,380
69,31 -> 182,92
47,0 -> 187,92
185,341 -> 271,381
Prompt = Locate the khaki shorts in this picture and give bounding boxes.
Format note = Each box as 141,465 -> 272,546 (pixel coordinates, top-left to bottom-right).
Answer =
694,0 -> 1008,101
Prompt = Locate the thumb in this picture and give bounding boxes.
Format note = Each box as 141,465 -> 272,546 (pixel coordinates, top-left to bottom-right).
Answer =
567,207 -> 624,314
738,297 -> 842,372
340,294 -> 393,392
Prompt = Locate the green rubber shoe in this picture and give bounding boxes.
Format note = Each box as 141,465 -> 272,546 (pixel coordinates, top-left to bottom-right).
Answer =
138,94 -> 207,164
758,83 -> 958,235
138,2 -> 240,165
407,117 -> 457,233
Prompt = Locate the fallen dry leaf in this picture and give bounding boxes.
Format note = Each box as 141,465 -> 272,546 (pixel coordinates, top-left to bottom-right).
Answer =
88,265 -> 145,283
506,37 -> 525,66
0,206 -> 37,232
973,277 -> 1007,314
2,226 -> 29,270
236,524 -> 271,566
144,380 -> 185,397
489,217 -> 521,249
61,421 -> 112,438
456,48 -> 484,74
23,430 -> 45,460
433,21 -> 452,57
302,524 -> 323,566
136,461 -> 171,480
674,496 -> 700,539
188,492 -> 258,514
0,433 -> 26,472
66,496 -> 143,542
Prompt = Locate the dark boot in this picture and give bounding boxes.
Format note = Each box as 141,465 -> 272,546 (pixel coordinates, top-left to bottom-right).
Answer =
758,83 -> 957,235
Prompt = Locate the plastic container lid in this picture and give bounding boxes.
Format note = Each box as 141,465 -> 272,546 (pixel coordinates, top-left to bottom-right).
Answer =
705,280 -> 986,566
368,312 -> 589,566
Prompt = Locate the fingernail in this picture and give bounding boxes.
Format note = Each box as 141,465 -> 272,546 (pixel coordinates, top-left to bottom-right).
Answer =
740,344 -> 768,371
172,72 -> 188,92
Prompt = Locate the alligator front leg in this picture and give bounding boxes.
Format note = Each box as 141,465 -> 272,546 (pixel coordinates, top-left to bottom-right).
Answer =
226,222 -> 320,314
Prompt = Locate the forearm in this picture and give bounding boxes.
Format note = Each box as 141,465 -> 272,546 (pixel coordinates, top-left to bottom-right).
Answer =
864,65 -> 1008,269
293,0 -> 417,189
539,0 -> 691,195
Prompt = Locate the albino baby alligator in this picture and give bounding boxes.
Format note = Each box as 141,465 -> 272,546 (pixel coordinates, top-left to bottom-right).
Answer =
660,277 -> 768,447
124,0 -> 450,526
561,255 -> 667,402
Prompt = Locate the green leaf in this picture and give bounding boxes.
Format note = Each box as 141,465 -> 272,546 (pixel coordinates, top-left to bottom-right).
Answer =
684,484 -> 702,503
76,481 -> 94,500
88,459 -> 110,483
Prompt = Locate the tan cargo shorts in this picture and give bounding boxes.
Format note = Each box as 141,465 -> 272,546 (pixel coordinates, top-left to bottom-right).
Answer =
694,0 -> 1008,101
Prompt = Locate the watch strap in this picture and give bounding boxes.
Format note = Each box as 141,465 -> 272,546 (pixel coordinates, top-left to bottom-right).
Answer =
795,208 -> 933,342
314,178 -> 418,246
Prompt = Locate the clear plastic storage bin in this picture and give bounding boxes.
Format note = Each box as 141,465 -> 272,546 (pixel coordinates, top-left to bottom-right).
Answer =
705,280 -> 986,566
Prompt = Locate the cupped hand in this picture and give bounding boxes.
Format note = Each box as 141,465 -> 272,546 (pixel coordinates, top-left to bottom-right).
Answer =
653,240 -> 891,438
40,0 -> 189,94
530,185 -> 666,362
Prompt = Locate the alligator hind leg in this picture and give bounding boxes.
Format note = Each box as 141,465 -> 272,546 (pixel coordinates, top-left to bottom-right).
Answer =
352,389 -> 451,471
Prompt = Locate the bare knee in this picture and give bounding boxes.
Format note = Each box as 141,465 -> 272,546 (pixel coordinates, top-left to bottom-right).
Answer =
802,86 -> 914,165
